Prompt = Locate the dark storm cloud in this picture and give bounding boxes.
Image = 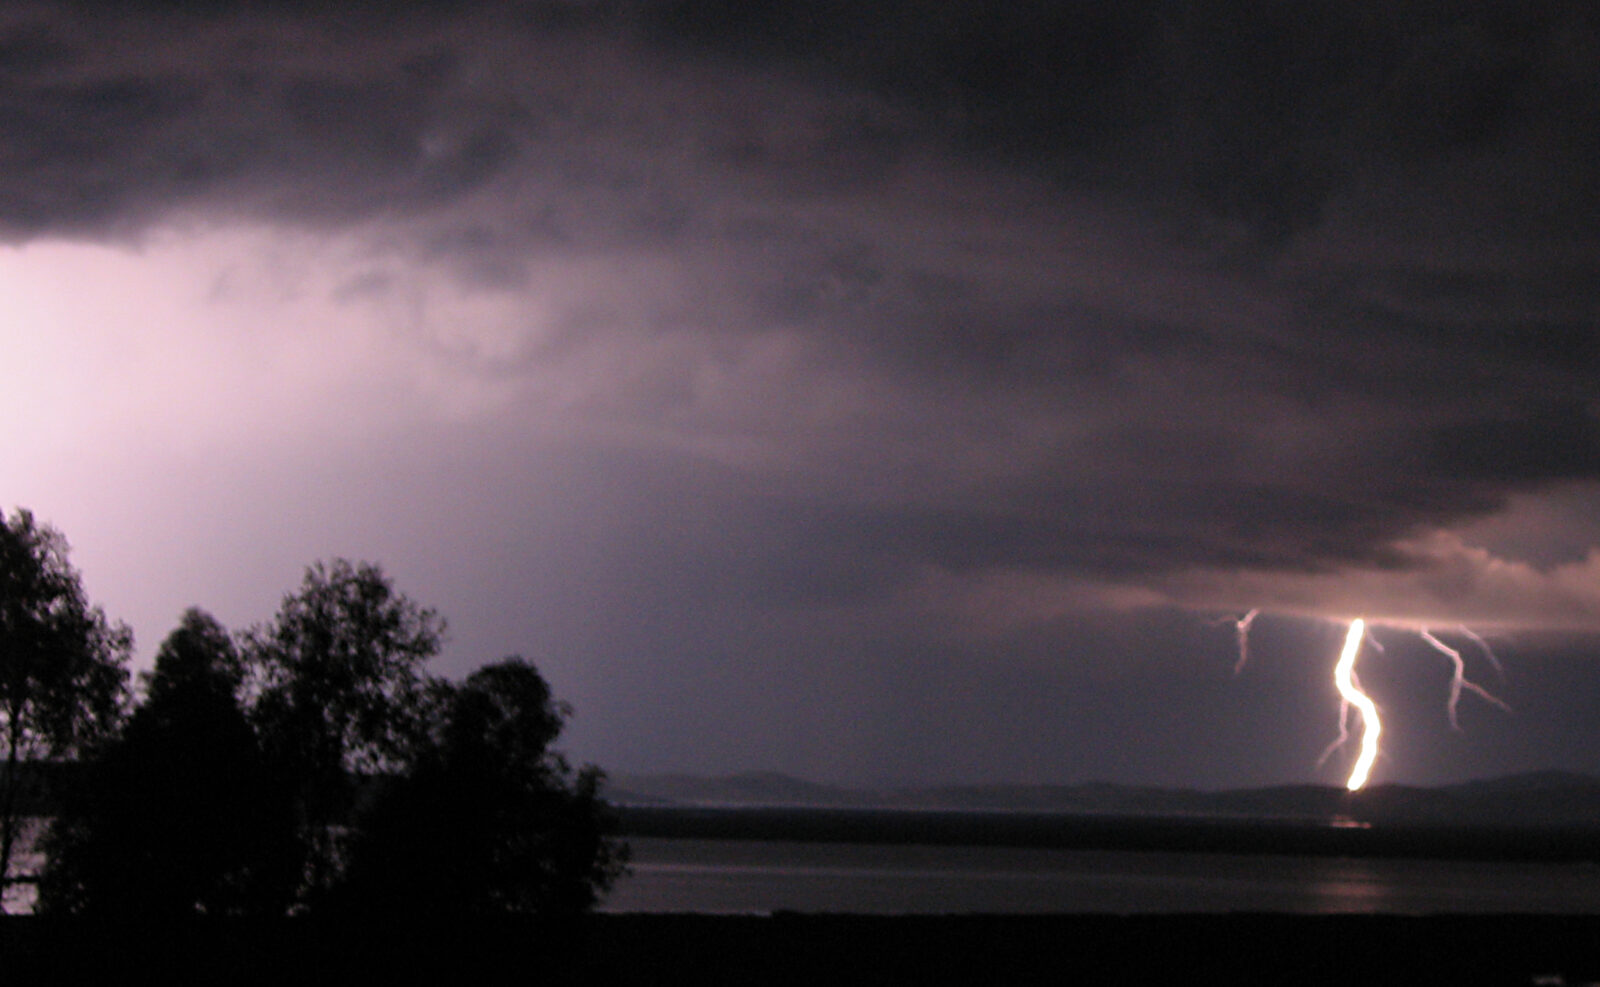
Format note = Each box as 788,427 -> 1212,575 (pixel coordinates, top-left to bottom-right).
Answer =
639,0 -> 1600,237
6,0 -> 1600,623
1423,400 -> 1600,484
0,2 -> 558,232
10,1 -> 1589,239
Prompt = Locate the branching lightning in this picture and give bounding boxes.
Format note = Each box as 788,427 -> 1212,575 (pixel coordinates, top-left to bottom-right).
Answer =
1227,612 -> 1514,792
1456,624 -> 1505,677
1418,627 -> 1512,730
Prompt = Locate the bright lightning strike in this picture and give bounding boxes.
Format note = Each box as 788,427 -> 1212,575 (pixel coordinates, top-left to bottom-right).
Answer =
1331,619 -> 1381,791
1226,612 -> 1514,792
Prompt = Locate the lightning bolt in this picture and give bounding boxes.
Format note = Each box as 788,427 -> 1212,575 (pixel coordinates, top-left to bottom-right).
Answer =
1456,624 -> 1505,677
1222,612 -> 1513,791
1230,608 -> 1259,675
1418,627 -> 1512,730
1315,690 -> 1352,771
1330,618 -> 1380,791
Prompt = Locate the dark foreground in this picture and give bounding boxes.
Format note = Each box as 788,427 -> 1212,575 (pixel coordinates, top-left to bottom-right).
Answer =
4,914 -> 1598,985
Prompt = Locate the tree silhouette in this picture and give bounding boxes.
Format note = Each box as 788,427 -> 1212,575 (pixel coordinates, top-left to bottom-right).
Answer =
0,509 -> 130,913
332,657 -> 628,915
38,609 -> 300,916
16,550 -> 623,917
244,559 -> 446,901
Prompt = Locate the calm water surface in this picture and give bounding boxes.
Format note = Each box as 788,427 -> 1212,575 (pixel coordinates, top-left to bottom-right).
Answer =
11,826 -> 1598,916
603,837 -> 1600,915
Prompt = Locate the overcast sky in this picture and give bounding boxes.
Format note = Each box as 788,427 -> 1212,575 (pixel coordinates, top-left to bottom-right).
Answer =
5,0 -> 1600,788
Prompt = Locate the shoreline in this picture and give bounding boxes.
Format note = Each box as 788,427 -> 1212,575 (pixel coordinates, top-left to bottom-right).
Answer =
615,804 -> 1600,862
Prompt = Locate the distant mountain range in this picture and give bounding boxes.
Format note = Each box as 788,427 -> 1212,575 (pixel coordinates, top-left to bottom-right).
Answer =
606,770 -> 1600,829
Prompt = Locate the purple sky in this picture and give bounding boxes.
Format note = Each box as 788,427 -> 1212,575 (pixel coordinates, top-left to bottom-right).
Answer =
5,0 -> 1600,788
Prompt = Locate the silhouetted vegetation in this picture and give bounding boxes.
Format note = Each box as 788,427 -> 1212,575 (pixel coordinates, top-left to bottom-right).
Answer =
39,610 -> 300,916
0,509 -> 131,913
244,559 -> 448,903
330,658 -> 628,915
2,508 -> 623,916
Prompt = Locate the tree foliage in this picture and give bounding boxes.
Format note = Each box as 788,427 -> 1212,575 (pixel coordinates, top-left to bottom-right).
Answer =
331,657 -> 628,916
38,609 -> 299,916
0,509 -> 130,912
248,559 -> 446,777
245,559 -> 446,898
1,533 -> 624,916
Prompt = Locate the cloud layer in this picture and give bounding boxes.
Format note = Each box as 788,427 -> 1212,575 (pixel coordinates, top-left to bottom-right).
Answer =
5,0 -> 1600,784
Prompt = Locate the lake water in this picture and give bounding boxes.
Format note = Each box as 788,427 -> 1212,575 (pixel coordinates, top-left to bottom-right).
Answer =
11,825 -> 1599,917
602,837 -> 1600,915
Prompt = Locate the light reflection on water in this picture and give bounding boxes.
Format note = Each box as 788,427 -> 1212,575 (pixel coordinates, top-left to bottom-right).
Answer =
602,838 -> 1600,915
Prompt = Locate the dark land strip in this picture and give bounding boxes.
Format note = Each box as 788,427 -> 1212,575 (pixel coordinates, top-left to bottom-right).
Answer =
3,913 -> 1598,986
616,805 -> 1600,862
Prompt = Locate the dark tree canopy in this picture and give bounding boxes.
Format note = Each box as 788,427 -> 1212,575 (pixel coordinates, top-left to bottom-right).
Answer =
142,606 -> 245,709
0,509 -> 130,912
39,609 -> 299,917
332,657 -> 628,916
4,538 -> 623,917
244,559 -> 451,902
248,559 -> 446,779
